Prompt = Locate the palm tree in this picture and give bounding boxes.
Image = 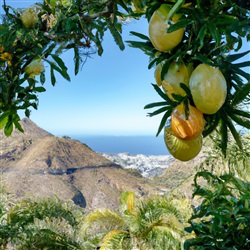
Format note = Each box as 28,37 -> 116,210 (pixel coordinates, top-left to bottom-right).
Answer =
80,191 -> 192,250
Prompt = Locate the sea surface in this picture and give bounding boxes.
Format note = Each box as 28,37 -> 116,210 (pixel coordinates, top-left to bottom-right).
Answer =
76,135 -> 170,156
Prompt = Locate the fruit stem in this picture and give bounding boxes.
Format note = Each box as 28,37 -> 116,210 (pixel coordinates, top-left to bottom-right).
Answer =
167,0 -> 185,20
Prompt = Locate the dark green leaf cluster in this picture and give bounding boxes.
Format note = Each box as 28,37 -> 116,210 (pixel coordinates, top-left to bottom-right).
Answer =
184,171 -> 250,250
0,196 -> 86,249
0,0 -> 140,136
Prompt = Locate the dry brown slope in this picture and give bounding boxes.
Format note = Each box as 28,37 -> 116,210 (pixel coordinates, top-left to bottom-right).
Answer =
1,119 -> 164,211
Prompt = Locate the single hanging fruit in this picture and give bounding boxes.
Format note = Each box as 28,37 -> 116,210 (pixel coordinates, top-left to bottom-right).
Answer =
164,127 -> 203,161
148,4 -> 184,52
25,59 -> 44,78
171,102 -> 205,140
162,61 -> 190,101
20,7 -> 38,28
189,64 -> 227,114
154,61 -> 164,86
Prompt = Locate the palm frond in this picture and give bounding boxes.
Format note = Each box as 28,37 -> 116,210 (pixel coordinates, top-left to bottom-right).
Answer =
100,230 -> 130,250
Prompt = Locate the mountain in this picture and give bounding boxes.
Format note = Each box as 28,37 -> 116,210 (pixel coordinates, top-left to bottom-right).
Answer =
1,118 -> 164,211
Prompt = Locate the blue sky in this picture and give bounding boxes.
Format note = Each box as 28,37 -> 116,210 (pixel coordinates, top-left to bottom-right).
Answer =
1,1 -> 250,137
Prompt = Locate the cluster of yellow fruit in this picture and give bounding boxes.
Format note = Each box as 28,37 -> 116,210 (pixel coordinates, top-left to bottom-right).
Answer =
149,4 -> 227,161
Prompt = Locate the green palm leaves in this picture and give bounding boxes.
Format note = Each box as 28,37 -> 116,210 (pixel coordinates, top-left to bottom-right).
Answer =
82,191 -> 191,250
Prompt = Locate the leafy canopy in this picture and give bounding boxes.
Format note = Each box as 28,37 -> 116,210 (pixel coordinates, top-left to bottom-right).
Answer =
0,0 -> 249,156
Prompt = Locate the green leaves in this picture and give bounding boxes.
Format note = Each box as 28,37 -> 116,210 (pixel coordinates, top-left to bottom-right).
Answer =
231,82 -> 250,106
144,84 -> 178,136
0,0 -> 141,136
44,57 -> 70,84
185,171 -> 250,250
107,21 -> 125,51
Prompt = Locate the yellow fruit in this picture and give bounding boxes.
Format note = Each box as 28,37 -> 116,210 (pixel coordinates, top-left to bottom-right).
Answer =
162,61 -> 190,100
171,103 -> 205,140
20,8 -> 38,28
0,52 -> 12,62
148,4 -> 184,52
154,62 -> 164,86
164,127 -> 202,161
189,64 -> 227,114
25,59 -> 44,77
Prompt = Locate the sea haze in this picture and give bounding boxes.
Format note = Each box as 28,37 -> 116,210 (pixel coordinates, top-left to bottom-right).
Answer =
76,135 -> 170,156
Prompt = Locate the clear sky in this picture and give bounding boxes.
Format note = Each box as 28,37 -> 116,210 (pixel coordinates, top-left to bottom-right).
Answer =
1,1 -> 250,137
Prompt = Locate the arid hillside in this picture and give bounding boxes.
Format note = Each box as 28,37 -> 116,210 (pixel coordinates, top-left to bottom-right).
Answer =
0,119 -> 165,211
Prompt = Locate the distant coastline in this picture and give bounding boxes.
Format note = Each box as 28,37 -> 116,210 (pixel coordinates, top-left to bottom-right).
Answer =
73,135 -> 170,156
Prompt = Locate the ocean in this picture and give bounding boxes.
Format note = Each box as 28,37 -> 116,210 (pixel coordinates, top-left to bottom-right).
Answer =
76,135 -> 170,156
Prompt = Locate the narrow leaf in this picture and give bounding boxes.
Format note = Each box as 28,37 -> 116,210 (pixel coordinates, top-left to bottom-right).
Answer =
202,114 -> 221,137
194,54 -> 216,66
14,120 -> 24,133
144,101 -> 169,109
226,117 -> 243,150
45,59 -> 70,81
156,109 -> 172,136
74,46 -> 80,75
50,67 -> 56,86
180,83 -> 192,98
229,113 -> 250,129
51,54 -> 68,71
234,61 -> 250,68
151,84 -> 177,106
232,109 -> 250,119
108,23 -> 125,51
208,23 -> 221,46
130,31 -> 150,40
40,72 -> 45,84
126,40 -> 154,51
227,50 -> 250,62
34,87 -> 46,93
147,106 -> 171,117
232,66 -> 250,80
0,112 -> 9,130
167,19 -> 193,33
4,120 -> 13,137
231,82 -> 250,106
116,0 -> 130,12
198,24 -> 207,50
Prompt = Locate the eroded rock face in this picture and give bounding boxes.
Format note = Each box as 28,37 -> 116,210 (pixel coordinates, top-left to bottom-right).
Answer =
1,118 -> 163,211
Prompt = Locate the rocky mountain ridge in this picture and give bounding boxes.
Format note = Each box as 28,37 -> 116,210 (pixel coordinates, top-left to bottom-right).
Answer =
0,118 -> 166,211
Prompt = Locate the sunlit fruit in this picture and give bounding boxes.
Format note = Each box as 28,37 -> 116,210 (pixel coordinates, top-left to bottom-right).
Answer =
189,64 -> 227,114
25,59 -> 44,77
148,4 -> 184,52
154,62 -> 164,86
164,127 -> 202,161
162,61 -> 190,100
171,103 -> 205,140
20,8 -> 38,28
